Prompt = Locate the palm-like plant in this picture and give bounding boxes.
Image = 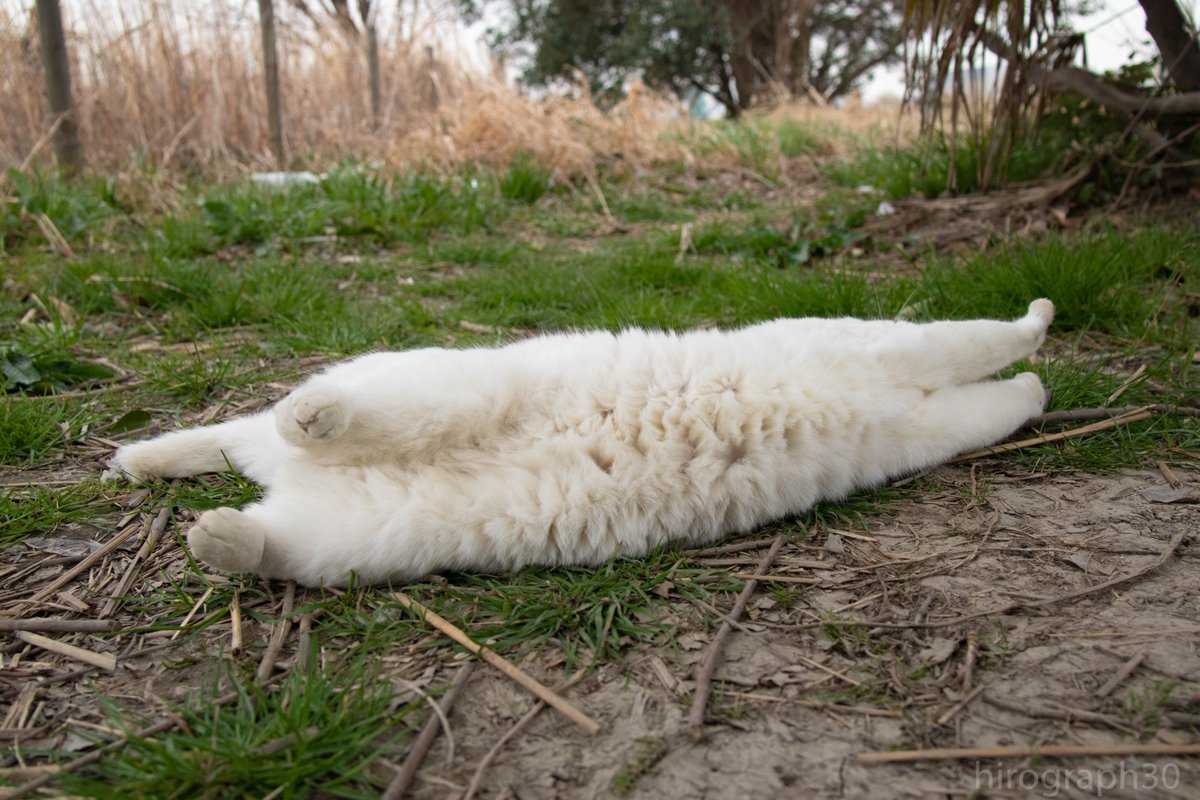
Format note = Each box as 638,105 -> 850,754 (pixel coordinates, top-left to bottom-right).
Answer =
902,0 -> 1200,191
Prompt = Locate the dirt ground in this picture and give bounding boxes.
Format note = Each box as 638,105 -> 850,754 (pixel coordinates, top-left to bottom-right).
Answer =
6,456 -> 1196,799
398,465 -> 1200,800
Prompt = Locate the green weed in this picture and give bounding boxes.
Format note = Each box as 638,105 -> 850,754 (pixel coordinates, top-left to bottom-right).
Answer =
58,657 -> 414,799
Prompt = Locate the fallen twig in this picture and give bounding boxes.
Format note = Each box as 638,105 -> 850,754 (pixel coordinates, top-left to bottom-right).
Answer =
382,660 -> 476,800
461,668 -> 589,800
688,533 -> 785,739
789,531 -> 1186,632
256,581 -> 296,682
1095,651 -> 1147,698
1105,364 -> 1147,406
0,619 -> 118,634
1020,403 -> 1200,431
14,631 -> 116,672
393,591 -> 600,736
29,518 -> 147,602
956,407 -> 1154,461
100,508 -> 170,618
935,685 -> 985,726
230,591 -> 243,654
732,572 -> 820,585
1157,461 -> 1184,488
858,742 -> 1200,764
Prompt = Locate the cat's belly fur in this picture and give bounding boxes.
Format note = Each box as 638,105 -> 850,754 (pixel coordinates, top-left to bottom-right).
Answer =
264,328 -> 899,583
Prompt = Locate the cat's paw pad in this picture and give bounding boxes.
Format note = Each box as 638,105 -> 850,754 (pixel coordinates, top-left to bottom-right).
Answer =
277,386 -> 351,445
188,508 -> 265,574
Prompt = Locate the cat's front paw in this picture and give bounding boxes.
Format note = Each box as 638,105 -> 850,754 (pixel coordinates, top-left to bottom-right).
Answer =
276,385 -> 352,446
103,442 -> 161,483
188,507 -> 266,574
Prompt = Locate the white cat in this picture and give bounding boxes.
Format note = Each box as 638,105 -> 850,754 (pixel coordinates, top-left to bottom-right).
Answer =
105,299 -> 1055,587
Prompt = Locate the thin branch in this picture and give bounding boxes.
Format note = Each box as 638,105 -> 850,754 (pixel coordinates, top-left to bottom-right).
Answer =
0,619 -> 118,633
688,533 -> 785,739
954,407 -> 1155,462
461,668 -> 589,800
382,661 -> 476,800
858,741 -> 1200,764
256,581 -> 296,682
392,591 -> 601,736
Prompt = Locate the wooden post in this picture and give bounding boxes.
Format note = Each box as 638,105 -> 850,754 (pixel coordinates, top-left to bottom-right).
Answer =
256,0 -> 285,166
35,0 -> 83,173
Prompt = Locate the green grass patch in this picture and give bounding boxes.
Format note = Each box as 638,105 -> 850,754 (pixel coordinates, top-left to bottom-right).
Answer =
58,656 -> 414,799
914,227 -> 1195,336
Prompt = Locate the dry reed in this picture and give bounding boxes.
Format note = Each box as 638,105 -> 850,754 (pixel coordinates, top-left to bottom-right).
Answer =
0,1 -> 905,181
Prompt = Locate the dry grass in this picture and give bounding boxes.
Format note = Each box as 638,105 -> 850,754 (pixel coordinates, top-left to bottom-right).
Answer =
0,1 -> 912,182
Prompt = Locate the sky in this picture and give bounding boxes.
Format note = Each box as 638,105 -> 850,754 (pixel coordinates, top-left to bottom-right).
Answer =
863,0 -> 1200,102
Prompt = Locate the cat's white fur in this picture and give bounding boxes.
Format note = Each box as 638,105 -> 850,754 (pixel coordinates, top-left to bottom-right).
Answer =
106,299 -> 1055,587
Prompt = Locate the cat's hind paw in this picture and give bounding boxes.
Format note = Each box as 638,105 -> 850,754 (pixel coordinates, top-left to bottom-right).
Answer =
1018,298 -> 1055,352
276,385 -> 352,446
1013,371 -> 1050,413
1026,298 -> 1055,326
188,508 -> 266,574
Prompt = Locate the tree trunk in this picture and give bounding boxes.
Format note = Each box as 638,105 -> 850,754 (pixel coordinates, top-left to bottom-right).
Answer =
1139,0 -> 1200,91
367,19 -> 381,128
257,0 -> 285,167
35,0 -> 82,173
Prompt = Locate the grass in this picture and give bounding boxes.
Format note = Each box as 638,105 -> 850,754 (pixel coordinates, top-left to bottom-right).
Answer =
58,656 -> 416,799
1,150 -> 1196,797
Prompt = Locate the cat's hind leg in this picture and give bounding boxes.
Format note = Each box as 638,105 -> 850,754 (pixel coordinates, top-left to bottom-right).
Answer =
862,372 -> 1047,482
187,507 -> 267,574
105,412 -> 285,484
876,299 -> 1055,389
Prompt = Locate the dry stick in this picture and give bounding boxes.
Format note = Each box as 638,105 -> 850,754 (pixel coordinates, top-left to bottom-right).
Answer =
1105,363 -> 1148,406
1095,651 -> 1147,699
935,684 -> 985,726
955,408 -> 1155,462
256,581 -> 296,682
230,591 -> 243,654
1157,461 -> 1184,489
732,572 -> 820,585
0,619 -> 118,634
13,632 -> 116,672
858,742 -> 1200,765
961,630 -> 979,693
794,531 -> 1187,633
1,670 -> 291,800
1021,403 -> 1200,430
393,591 -> 600,736
29,520 -> 146,603
461,668 -> 589,800
687,533 -> 785,740
100,508 -> 170,619
381,661 -> 477,800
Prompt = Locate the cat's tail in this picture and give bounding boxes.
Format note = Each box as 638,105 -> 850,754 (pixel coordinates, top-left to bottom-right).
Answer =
104,412 -> 285,484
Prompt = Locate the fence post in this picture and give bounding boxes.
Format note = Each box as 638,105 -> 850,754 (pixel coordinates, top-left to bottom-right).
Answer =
35,0 -> 83,173
256,0 -> 285,166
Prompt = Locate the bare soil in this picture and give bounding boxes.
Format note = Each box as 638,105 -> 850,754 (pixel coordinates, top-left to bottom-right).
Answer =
399,465 -> 1200,800
4,457 -> 1197,798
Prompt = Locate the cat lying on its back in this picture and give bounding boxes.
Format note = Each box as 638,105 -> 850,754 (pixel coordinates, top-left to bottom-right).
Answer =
106,299 -> 1056,587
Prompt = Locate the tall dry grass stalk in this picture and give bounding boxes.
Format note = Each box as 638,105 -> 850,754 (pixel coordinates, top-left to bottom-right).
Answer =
0,1 -> 907,181
0,1 -> 691,180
